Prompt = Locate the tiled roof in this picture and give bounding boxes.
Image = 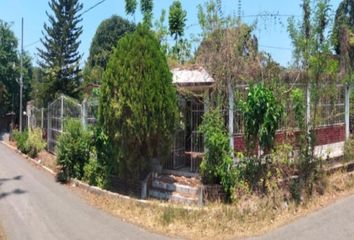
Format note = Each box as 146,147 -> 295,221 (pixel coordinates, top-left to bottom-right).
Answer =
172,67 -> 214,85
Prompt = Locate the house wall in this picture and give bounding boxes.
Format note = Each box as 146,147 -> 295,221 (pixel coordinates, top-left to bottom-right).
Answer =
234,124 -> 345,158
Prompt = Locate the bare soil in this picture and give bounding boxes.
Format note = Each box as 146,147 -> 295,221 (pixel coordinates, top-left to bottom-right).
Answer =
35,150 -> 57,173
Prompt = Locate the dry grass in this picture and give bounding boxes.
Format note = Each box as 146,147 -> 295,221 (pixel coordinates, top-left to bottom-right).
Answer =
72,171 -> 354,240
36,150 -> 57,172
5,140 -> 354,239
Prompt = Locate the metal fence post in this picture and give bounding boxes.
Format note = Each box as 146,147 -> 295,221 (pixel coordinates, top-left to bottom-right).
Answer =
41,107 -> 44,130
26,103 -> 31,132
306,82 -> 311,133
60,95 -> 64,133
227,78 -> 234,159
47,103 -> 50,152
82,99 -> 87,130
345,83 -> 350,140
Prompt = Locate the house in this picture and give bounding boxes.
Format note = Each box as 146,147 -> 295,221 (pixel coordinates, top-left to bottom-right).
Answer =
165,66 -> 215,173
164,67 -> 347,175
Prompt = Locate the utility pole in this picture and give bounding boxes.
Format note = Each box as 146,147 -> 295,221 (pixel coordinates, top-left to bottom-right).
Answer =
19,17 -> 24,132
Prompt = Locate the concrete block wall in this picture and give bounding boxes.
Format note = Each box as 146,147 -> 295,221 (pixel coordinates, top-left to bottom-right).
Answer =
233,124 -> 345,154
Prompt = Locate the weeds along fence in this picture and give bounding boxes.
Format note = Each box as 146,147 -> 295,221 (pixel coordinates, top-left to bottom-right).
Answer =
233,82 -> 346,134
27,95 -> 98,154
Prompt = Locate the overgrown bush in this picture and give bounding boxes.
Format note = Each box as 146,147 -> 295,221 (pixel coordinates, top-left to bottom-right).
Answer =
239,84 -> 283,193
199,108 -> 237,202
56,119 -> 92,182
83,154 -> 107,188
291,88 -> 323,200
12,129 -> 29,154
12,128 -> 46,158
240,84 -> 283,156
26,128 -> 46,158
343,139 -> 354,162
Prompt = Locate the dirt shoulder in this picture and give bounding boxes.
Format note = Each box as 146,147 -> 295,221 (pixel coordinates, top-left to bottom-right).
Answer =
3,140 -> 354,239
74,171 -> 354,240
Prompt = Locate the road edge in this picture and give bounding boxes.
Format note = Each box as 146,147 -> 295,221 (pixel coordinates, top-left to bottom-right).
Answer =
0,140 -> 200,210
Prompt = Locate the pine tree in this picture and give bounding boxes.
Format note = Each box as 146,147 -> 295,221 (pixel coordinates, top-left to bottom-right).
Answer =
100,25 -> 177,185
37,0 -> 83,104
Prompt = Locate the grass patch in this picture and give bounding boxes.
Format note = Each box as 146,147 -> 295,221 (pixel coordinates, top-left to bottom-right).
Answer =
73,171 -> 354,240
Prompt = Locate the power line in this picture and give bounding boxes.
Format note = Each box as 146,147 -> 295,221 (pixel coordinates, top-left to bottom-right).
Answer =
82,0 -> 107,15
24,40 -> 40,48
24,0 -> 107,49
259,45 -> 292,51
242,14 -> 300,18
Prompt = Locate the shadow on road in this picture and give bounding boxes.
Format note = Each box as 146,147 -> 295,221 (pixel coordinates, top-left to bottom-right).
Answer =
0,188 -> 26,199
0,175 -> 26,200
0,175 -> 23,185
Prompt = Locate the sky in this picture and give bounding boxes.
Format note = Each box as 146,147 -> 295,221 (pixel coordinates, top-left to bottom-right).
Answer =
0,0 -> 343,67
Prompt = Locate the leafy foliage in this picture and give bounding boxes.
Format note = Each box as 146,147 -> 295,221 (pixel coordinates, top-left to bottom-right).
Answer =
125,0 -> 137,16
141,0 -> 153,26
84,15 -> 135,89
333,0 -> 354,72
12,129 -> 30,154
199,108 -> 237,202
87,15 -> 135,71
0,20 -> 32,118
99,25 -> 178,186
343,138 -> 354,163
12,128 -> 45,158
288,0 -> 334,198
240,84 -> 283,155
168,1 -> 187,41
37,0 -> 83,104
83,150 -> 107,188
26,128 -> 46,158
56,119 -> 92,182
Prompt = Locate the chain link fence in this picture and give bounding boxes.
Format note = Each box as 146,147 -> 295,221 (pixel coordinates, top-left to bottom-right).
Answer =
28,95 -> 98,154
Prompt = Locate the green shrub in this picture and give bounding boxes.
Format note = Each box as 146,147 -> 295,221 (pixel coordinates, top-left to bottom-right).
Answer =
199,108 -> 237,202
240,84 -> 283,155
343,139 -> 354,162
26,128 -> 46,158
56,119 -> 92,182
83,153 -> 107,188
99,25 -> 178,186
13,129 -> 30,154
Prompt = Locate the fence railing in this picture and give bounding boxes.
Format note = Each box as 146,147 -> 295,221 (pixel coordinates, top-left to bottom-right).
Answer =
27,95 -> 98,154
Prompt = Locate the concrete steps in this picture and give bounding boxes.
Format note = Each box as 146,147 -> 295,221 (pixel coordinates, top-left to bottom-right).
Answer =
149,174 -> 201,205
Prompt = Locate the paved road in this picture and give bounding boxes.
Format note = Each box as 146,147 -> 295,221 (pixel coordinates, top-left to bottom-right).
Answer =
0,143 -> 169,240
250,190 -> 354,240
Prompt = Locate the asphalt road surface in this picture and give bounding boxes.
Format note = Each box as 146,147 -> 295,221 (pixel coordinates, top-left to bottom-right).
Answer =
3,139 -> 354,240
0,143 -> 169,240
250,188 -> 354,239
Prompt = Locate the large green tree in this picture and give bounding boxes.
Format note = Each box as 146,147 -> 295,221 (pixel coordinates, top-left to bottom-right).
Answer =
333,0 -> 354,77
0,20 -> 18,117
84,15 -> 135,89
99,25 -> 177,186
0,20 -> 32,119
87,15 -> 135,70
37,0 -> 83,104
